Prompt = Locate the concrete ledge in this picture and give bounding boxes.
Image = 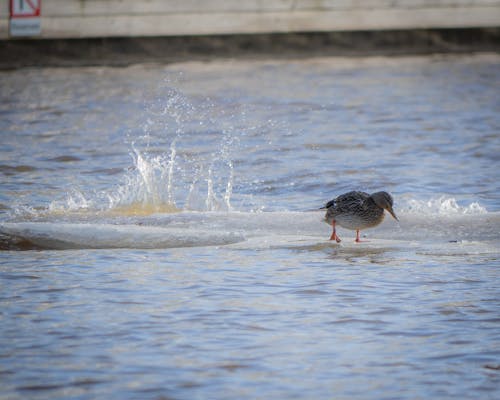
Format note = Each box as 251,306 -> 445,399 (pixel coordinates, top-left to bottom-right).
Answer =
12,8 -> 500,38
1,28 -> 499,69
1,1 -> 500,39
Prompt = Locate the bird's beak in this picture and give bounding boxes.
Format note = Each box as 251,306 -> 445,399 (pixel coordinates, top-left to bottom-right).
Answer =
387,206 -> 399,221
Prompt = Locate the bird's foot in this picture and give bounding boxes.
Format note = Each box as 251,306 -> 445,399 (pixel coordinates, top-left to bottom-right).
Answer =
330,221 -> 341,242
354,230 -> 368,243
330,233 -> 341,242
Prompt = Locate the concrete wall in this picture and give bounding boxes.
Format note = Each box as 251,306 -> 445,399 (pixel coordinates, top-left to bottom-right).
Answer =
1,0 -> 500,39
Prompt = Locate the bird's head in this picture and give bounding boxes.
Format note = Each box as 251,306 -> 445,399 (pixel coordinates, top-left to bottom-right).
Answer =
370,191 -> 398,221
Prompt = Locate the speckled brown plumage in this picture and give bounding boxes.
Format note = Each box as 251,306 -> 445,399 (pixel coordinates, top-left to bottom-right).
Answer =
322,191 -> 398,242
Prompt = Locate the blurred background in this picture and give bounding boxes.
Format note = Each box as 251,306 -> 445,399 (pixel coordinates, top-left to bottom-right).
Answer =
1,0 -> 499,67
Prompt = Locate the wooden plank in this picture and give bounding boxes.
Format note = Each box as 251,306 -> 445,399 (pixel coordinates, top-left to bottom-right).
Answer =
3,0 -> 500,16
295,0 -> 500,10
0,20 -> 8,39
1,1 -> 499,39
0,0 -> 8,39
391,0 -> 500,6
35,0 -> 500,17
42,0 -> 297,17
0,3 -> 9,15
35,7 -> 500,39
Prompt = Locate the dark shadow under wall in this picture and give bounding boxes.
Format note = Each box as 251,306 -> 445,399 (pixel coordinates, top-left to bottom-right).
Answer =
1,28 -> 499,69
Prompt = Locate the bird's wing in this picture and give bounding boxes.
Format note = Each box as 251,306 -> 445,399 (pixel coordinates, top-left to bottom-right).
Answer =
335,191 -> 370,212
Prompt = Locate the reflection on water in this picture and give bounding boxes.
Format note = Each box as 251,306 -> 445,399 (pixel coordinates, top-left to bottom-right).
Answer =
1,54 -> 499,399
1,245 -> 498,399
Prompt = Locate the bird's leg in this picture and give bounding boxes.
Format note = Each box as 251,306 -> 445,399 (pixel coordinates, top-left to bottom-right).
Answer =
330,220 -> 341,242
355,230 -> 369,243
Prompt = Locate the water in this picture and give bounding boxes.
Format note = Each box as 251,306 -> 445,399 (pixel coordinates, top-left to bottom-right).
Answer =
1,54 -> 499,399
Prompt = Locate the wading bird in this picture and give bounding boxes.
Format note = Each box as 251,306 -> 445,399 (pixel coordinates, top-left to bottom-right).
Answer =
322,191 -> 398,242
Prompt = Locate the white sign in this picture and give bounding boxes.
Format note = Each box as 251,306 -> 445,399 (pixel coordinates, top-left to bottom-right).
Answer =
10,0 -> 41,37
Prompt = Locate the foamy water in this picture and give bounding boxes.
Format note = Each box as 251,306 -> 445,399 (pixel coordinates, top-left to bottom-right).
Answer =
1,54 -> 499,399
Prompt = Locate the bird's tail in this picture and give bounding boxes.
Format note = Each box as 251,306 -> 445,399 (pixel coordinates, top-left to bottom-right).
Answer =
304,199 -> 335,212
321,199 -> 336,209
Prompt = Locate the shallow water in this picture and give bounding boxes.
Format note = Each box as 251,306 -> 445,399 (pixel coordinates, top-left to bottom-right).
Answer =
1,54 -> 499,399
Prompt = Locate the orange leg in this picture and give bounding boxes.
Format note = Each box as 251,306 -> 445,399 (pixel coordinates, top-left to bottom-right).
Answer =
330,220 -> 341,243
355,230 -> 369,243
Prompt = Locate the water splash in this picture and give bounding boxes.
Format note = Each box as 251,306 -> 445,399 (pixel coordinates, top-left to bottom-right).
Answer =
205,167 -> 217,211
133,81 -> 238,211
9,83 -> 240,219
201,128 -> 237,212
105,147 -> 180,215
104,85 -> 238,214
224,159 -> 234,210
402,196 -> 487,215
47,190 -> 93,215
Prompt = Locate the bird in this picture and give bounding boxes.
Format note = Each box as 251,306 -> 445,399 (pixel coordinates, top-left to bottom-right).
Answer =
321,191 -> 398,243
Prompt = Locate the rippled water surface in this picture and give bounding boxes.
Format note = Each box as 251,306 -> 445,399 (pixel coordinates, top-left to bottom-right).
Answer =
1,54 -> 499,399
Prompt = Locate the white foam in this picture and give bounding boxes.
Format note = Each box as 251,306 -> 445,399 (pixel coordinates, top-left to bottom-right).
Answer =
401,196 -> 487,215
2,206 -> 499,251
42,141 -> 237,217
49,190 -> 94,213
6,192 -> 498,250
0,222 -> 244,250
